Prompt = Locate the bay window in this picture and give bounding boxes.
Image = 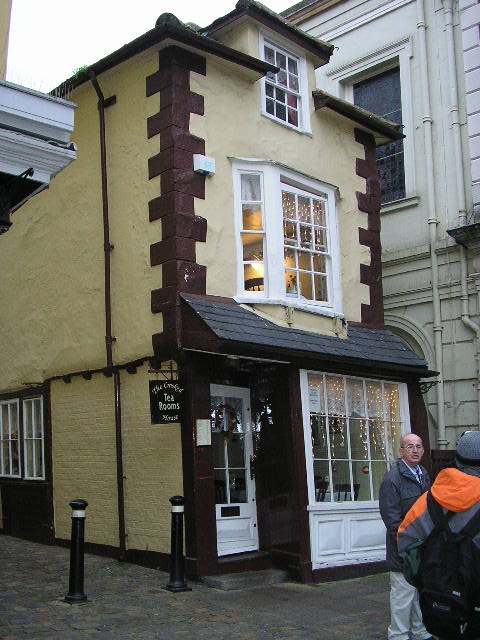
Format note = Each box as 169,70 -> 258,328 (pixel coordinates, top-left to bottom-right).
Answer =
233,160 -> 342,316
301,371 -> 408,504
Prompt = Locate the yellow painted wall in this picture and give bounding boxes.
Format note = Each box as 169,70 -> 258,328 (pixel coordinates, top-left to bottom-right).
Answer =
121,364 -> 183,553
191,53 -> 369,331
0,0 -> 12,79
0,48 -> 163,392
51,365 -> 183,552
51,376 -> 118,545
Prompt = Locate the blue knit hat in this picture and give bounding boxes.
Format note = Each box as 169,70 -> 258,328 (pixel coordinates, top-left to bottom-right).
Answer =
456,431 -> 480,467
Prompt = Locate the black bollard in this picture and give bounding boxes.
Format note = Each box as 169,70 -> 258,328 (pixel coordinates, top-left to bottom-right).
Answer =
165,495 -> 191,592
65,498 -> 88,603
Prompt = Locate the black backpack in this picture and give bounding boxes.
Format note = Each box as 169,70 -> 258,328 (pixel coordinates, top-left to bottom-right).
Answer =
404,491 -> 480,640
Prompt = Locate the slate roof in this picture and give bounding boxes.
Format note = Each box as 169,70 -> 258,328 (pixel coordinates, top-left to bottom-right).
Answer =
181,294 -> 431,376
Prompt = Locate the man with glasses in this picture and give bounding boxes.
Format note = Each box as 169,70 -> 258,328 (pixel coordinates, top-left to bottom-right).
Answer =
379,433 -> 432,640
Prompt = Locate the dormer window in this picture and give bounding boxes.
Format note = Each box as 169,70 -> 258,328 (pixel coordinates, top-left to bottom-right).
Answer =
260,35 -> 311,133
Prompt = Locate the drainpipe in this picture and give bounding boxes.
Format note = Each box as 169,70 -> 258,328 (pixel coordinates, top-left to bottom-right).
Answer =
417,0 -> 447,447
89,71 -> 126,560
443,0 -> 480,426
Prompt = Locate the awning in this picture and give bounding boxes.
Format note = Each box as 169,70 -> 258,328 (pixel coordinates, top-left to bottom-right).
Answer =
180,294 -> 434,380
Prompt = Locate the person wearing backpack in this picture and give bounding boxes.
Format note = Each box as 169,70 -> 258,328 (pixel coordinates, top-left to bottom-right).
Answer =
398,430 -> 480,639
379,433 -> 433,640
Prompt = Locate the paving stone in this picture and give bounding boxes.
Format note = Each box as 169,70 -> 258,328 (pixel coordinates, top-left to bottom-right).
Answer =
0,534 -> 390,639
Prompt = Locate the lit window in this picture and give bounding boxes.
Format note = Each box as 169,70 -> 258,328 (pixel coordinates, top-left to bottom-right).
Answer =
303,372 -> 406,503
233,161 -> 341,316
353,68 -> 405,204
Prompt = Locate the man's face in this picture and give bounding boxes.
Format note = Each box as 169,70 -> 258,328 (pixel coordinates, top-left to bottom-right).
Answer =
400,434 -> 424,466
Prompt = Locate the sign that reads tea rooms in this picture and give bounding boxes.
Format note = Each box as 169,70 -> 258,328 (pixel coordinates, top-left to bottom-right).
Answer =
149,380 -> 184,424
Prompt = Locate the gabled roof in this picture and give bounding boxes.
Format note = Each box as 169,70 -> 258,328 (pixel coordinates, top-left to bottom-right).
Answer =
203,0 -> 333,68
313,90 -> 404,145
53,12 -> 278,96
53,1 -> 334,97
180,293 -> 433,379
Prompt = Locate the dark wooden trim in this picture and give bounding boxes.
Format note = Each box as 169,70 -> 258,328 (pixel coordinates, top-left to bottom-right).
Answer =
407,381 -> 432,474
313,90 -> 403,144
354,128 -> 385,328
147,46 -> 208,362
313,560 -> 387,583
179,360 -> 218,578
287,366 -> 312,581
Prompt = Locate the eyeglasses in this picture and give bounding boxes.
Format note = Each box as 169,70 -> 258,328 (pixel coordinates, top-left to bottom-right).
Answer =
401,444 -> 424,451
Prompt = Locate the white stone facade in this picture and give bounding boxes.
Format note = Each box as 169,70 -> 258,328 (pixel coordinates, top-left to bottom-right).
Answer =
285,0 -> 480,450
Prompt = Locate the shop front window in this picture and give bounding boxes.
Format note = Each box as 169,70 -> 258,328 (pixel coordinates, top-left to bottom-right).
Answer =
304,372 -> 405,503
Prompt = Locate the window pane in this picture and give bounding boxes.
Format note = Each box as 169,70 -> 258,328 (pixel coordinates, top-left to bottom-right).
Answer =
314,228 -> 327,252
311,415 -> 328,458
25,439 -> 33,477
214,468 -> 227,504
369,419 -> 387,459
35,440 -> 44,479
264,46 -> 274,65
312,199 -> 326,226
353,67 -> 405,203
313,459 -> 331,502
312,254 -> 326,274
242,234 -> 263,262
242,205 -> 263,231
229,469 -> 247,503
346,378 -> 365,416
332,461 -> 351,501
371,461 -> 389,499
282,192 -> 296,220
329,417 -> 348,458
283,220 -> 297,244
298,196 -> 310,222
298,250 -> 311,271
276,102 -> 286,121
325,376 -> 346,416
352,461 -> 371,501
313,274 -> 328,302
366,382 -> 383,417
24,401 -> 32,438
308,373 -> 325,414
384,384 -> 400,421
11,438 -> 19,476
241,174 -> 261,201
299,271 -> 313,300
349,417 -> 368,459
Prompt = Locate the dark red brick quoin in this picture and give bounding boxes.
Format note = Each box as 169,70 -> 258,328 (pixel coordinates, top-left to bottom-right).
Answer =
146,46 -> 207,355
354,128 -> 384,328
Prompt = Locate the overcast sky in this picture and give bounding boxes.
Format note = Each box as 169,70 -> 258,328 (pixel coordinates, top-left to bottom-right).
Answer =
6,0 -> 291,92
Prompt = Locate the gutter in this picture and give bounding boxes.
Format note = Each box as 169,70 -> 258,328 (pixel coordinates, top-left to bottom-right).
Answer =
89,71 -> 127,561
443,0 -> 480,427
416,0 -> 447,447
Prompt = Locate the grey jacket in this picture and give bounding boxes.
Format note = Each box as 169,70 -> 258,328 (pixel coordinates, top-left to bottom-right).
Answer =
379,459 -> 431,571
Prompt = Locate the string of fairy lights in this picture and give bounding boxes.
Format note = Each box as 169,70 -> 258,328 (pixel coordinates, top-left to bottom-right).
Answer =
309,373 -> 401,463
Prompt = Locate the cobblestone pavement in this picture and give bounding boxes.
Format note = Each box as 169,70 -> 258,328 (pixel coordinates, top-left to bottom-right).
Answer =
0,535 -> 390,639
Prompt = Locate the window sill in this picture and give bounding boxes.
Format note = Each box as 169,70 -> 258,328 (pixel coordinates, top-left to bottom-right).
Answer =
381,194 -> 419,214
234,295 -> 343,319
261,111 -> 313,137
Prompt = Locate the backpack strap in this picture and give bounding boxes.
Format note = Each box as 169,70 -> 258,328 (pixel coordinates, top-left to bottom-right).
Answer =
461,504 -> 480,539
426,491 -> 455,534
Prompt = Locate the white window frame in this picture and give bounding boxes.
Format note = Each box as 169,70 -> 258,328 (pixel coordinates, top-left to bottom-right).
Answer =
323,37 -> 416,207
232,158 -> 342,317
0,399 -> 21,478
260,32 -> 312,134
300,370 -> 410,507
23,397 -> 45,480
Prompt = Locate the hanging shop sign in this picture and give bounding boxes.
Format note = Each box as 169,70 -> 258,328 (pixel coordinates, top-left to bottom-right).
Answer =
149,380 -> 184,424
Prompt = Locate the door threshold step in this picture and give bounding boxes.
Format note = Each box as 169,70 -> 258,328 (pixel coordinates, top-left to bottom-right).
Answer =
202,568 -> 289,591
